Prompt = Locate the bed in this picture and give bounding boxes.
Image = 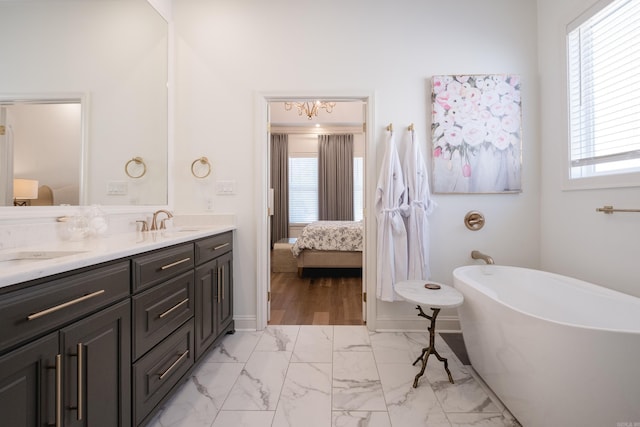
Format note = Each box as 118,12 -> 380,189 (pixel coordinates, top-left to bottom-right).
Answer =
291,220 -> 363,276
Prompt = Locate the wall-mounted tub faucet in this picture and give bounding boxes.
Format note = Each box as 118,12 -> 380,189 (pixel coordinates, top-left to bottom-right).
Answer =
471,250 -> 494,265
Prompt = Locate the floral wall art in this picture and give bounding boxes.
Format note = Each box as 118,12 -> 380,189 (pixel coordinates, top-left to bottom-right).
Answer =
431,74 -> 522,193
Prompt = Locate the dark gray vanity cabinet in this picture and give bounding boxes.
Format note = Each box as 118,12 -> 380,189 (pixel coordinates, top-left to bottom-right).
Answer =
194,232 -> 234,361
0,261 -> 131,427
131,234 -> 234,426
131,243 -> 196,426
0,229 -> 234,427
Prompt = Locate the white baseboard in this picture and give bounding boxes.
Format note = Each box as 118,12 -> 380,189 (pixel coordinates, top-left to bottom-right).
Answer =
234,314 -> 461,333
233,315 -> 257,331
373,314 -> 461,333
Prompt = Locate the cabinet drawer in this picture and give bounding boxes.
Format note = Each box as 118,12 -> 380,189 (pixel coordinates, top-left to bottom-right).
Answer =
132,243 -> 194,292
195,231 -> 232,265
133,321 -> 194,426
0,261 -> 130,353
132,271 -> 194,360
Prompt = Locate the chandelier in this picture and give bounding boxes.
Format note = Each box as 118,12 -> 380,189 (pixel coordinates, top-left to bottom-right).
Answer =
284,101 -> 336,120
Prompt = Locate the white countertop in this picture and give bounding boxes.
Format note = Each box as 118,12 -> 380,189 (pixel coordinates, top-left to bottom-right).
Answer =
0,225 -> 236,289
395,280 -> 464,309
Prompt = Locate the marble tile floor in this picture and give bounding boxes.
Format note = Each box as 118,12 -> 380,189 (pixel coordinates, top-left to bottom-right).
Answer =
147,325 -> 521,427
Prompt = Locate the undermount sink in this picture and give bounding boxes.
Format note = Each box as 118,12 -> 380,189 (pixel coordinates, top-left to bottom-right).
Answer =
0,250 -> 88,263
161,226 -> 210,233
176,227 -> 205,232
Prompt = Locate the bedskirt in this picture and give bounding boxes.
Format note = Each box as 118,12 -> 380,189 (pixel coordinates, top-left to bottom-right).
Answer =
296,250 -> 362,277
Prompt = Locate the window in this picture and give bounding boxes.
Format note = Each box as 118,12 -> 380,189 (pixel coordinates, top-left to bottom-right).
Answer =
288,156 -> 318,223
567,0 -> 640,181
288,154 -> 365,224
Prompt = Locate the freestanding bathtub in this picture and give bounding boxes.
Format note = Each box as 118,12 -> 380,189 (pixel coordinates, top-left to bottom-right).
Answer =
453,265 -> 640,427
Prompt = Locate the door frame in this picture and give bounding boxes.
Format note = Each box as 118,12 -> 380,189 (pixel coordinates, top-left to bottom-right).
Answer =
254,91 -> 377,330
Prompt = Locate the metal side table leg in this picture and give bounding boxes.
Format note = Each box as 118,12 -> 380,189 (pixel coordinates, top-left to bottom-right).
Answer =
412,305 -> 454,388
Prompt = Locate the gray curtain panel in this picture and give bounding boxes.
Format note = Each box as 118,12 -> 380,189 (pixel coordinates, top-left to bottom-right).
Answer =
270,133 -> 289,246
318,134 -> 354,221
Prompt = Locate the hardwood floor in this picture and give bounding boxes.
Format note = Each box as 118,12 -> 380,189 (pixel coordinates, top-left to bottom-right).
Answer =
269,268 -> 364,325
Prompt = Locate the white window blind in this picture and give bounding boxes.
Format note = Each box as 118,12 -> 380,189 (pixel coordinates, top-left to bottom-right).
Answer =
288,147 -> 364,224
288,156 -> 318,223
567,0 -> 640,179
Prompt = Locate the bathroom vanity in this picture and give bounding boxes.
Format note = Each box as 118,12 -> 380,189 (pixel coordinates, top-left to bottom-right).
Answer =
0,226 -> 235,427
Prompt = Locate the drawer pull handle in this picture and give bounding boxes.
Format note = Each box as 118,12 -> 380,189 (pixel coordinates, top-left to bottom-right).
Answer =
159,298 -> 189,319
27,290 -> 105,321
158,349 -> 189,380
213,242 -> 229,250
160,257 -> 191,270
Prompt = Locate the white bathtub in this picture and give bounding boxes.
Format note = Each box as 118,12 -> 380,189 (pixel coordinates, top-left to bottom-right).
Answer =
453,265 -> 640,427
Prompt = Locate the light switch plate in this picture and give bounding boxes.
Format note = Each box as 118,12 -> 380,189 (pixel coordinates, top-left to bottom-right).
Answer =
216,180 -> 236,195
107,181 -> 128,195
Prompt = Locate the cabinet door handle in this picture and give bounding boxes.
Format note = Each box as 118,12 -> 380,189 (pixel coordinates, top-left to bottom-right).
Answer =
158,350 -> 189,380
77,343 -> 84,421
160,257 -> 191,270
27,290 -> 105,321
53,354 -> 62,427
159,298 -> 189,319
221,265 -> 225,301
217,267 -> 221,303
213,242 -> 229,251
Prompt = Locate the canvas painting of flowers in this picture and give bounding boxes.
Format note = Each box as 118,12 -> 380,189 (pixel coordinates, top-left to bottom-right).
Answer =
431,74 -> 522,193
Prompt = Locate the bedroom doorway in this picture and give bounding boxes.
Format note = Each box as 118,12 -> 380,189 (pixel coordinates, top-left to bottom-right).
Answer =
266,98 -> 368,326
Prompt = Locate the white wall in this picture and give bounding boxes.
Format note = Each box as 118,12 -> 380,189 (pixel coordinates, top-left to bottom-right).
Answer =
537,0 -> 640,297
173,0 -> 541,329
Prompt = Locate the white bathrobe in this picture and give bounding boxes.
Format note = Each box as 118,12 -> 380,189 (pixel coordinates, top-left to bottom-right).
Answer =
375,132 -> 408,302
402,129 -> 435,281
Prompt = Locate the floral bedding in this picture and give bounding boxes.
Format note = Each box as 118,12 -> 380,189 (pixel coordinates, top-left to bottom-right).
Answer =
291,221 -> 363,257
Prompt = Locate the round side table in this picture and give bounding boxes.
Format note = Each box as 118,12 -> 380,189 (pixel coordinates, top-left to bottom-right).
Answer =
395,280 -> 464,388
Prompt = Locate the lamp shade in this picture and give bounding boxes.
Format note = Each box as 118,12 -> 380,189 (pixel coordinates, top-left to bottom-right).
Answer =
13,179 -> 39,199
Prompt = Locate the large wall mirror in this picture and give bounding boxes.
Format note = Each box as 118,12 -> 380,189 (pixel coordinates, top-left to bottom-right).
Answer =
0,0 -> 168,209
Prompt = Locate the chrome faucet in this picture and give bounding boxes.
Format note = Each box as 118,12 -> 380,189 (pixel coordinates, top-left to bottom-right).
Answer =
150,209 -> 173,231
471,250 -> 494,265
